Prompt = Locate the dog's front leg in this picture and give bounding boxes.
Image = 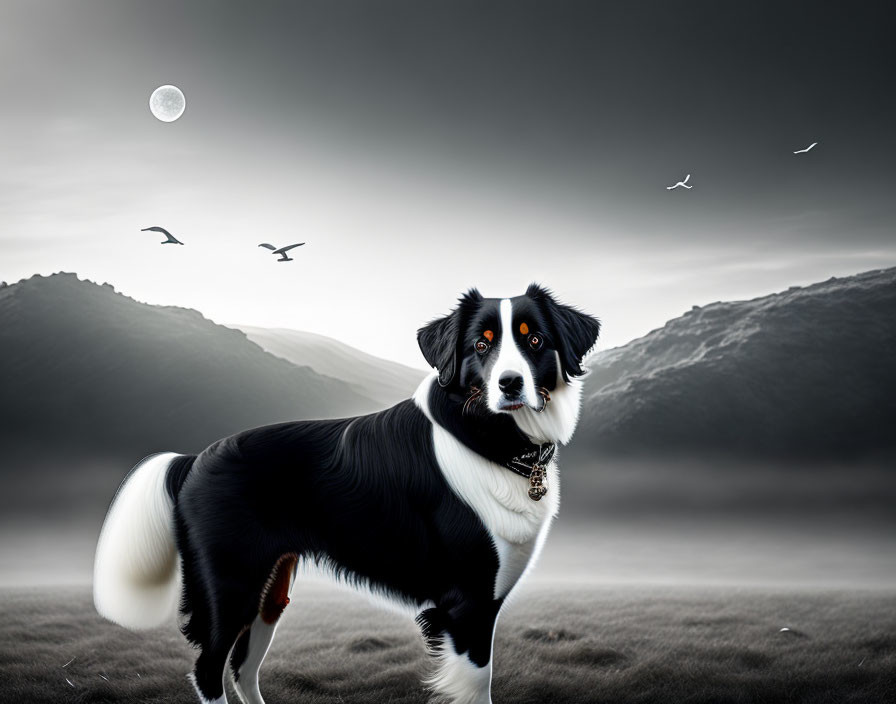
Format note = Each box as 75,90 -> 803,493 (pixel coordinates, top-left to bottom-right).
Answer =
418,596 -> 502,704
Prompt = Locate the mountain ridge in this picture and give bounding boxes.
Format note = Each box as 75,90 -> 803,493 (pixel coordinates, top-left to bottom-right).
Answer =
0,272 -> 379,460
3,267 -> 894,464
578,267 -> 896,458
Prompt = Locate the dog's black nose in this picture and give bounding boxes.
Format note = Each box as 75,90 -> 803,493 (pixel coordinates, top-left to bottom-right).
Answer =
498,372 -> 524,396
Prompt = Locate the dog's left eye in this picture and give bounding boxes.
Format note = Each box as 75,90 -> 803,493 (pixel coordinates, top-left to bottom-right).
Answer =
527,333 -> 543,350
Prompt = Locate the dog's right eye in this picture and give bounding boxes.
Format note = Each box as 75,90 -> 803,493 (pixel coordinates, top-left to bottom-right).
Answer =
475,340 -> 490,354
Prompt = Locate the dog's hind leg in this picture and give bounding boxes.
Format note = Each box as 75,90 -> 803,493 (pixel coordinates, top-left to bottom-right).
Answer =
230,554 -> 297,704
188,575 -> 265,704
189,651 -> 231,704
191,613 -> 253,704
229,618 -> 279,704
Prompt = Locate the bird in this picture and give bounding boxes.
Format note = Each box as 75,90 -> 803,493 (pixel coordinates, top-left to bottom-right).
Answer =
666,174 -> 692,190
141,226 -> 184,245
259,242 -> 305,262
793,142 -> 818,154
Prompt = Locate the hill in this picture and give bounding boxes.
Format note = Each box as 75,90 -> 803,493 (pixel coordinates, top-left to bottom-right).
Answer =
0,273 -> 378,461
237,326 -> 426,408
577,267 -> 896,458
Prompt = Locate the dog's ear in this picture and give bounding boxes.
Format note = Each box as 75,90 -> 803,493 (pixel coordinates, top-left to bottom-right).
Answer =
527,283 -> 600,381
417,313 -> 460,388
417,289 -> 482,388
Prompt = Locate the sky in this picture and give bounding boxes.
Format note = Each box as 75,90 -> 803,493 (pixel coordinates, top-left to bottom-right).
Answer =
2,1 -> 894,368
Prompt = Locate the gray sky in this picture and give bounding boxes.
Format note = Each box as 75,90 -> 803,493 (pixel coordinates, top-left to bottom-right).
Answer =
2,1 -> 894,368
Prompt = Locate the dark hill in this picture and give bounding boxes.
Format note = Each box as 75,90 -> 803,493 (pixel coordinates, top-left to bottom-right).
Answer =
577,267 -> 896,459
0,273 -> 378,460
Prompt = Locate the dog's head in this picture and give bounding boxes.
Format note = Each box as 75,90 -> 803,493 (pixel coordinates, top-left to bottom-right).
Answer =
417,284 -> 600,443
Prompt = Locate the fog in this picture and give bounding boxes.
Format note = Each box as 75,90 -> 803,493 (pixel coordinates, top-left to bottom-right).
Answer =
3,457 -> 893,589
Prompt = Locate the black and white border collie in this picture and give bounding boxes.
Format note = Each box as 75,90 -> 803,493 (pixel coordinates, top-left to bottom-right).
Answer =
94,285 -> 600,704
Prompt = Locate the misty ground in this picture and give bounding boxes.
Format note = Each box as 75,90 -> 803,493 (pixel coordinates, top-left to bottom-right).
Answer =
1,457 -> 895,702
2,584 -> 895,704
4,456 -> 894,588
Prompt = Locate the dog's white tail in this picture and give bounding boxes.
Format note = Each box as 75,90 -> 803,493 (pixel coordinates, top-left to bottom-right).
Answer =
93,452 -> 183,630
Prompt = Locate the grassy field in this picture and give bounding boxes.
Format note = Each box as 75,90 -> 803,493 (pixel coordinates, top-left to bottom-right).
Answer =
1,583 -> 894,703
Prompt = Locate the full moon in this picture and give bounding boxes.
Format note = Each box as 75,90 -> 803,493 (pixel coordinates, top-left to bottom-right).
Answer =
149,85 -> 186,122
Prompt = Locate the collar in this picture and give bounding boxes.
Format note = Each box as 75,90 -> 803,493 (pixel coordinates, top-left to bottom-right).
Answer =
501,442 -> 556,502
501,442 -> 556,480
423,383 -> 557,501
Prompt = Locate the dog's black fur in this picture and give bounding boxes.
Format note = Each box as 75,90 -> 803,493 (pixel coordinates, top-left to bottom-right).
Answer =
126,285 -> 598,702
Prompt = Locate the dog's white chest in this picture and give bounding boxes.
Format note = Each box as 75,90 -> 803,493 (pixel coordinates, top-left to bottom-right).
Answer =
430,424 -> 559,599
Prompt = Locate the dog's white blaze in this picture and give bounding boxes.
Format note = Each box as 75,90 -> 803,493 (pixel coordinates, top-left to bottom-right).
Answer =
512,353 -> 584,445
424,633 -> 493,704
485,299 -> 539,413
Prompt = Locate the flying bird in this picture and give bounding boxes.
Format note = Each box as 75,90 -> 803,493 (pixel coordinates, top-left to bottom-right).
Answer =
793,142 -> 818,154
666,174 -> 692,190
259,242 -> 305,262
141,226 -> 184,245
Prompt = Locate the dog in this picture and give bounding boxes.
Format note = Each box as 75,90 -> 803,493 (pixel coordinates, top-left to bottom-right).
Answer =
93,284 -> 600,704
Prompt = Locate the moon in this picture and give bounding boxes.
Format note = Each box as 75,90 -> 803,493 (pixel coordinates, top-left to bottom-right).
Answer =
149,85 -> 186,123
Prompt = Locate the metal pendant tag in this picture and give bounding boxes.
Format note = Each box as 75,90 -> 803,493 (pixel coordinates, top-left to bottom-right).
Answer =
528,465 -> 547,501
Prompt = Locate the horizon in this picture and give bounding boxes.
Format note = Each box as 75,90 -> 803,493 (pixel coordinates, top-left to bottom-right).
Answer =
5,261 -> 889,371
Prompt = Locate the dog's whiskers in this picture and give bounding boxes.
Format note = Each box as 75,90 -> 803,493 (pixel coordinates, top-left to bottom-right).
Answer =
463,386 -> 483,415
535,387 -> 551,413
